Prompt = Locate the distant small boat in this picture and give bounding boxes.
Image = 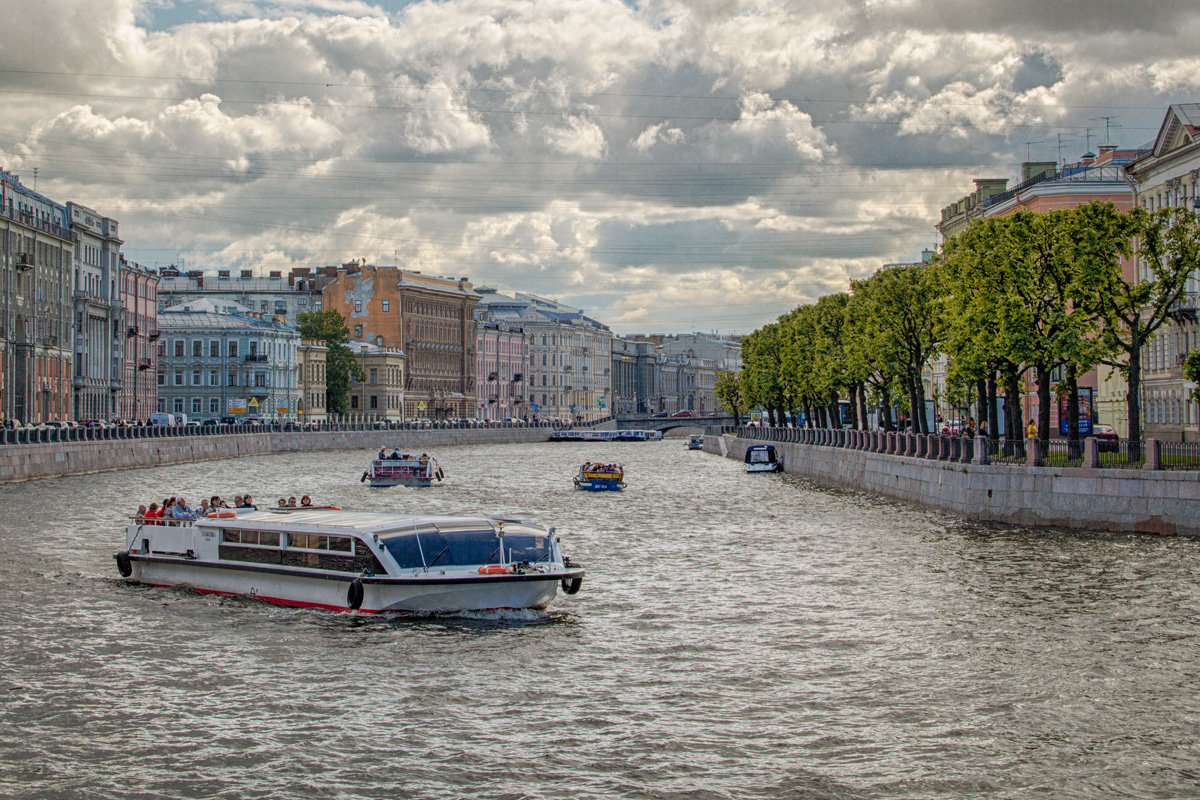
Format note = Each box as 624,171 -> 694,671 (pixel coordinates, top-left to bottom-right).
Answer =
573,462 -> 625,491
744,444 -> 781,473
686,434 -> 704,450
362,451 -> 443,487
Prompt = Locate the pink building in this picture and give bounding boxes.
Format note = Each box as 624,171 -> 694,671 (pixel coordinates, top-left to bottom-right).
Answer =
475,321 -> 528,421
978,147 -> 1144,433
117,256 -> 159,422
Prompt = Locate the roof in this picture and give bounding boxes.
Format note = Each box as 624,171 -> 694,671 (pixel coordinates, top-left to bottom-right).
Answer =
159,297 -> 298,332
204,509 -> 544,534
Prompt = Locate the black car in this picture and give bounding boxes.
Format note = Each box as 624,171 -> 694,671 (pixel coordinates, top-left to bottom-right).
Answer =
219,416 -> 237,425
201,418 -> 220,426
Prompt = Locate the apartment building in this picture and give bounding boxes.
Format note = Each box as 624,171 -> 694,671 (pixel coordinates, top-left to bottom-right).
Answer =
0,169 -> 74,425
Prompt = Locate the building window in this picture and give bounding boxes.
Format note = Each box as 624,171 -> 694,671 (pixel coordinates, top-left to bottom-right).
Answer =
369,368 -> 377,385
354,301 -> 363,313
210,398 -> 220,414
382,300 -> 389,312
174,340 -> 184,357
192,398 -> 202,414
192,370 -> 202,386
228,371 -> 237,387
210,340 -> 220,357
173,398 -> 183,413
370,395 -> 378,409
209,371 -> 219,386
354,325 -> 362,338
157,372 -> 165,386
193,340 -> 203,357
350,395 -> 359,409
255,373 -> 267,387
174,371 -> 183,386
229,341 -> 238,358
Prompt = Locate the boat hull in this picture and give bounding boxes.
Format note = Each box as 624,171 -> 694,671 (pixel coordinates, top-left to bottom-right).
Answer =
745,462 -> 781,473
122,557 -> 573,613
369,477 -> 434,488
574,478 -> 624,491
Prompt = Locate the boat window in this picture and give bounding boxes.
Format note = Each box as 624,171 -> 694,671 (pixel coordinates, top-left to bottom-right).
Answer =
381,534 -> 425,569
381,529 -> 507,568
222,529 -> 281,547
503,533 -> 551,563
287,533 -> 352,552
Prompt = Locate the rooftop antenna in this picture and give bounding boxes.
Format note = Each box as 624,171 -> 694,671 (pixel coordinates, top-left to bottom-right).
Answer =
1056,133 -> 1072,168
1023,140 -> 1044,161
32,167 -> 37,191
1091,115 -> 1121,145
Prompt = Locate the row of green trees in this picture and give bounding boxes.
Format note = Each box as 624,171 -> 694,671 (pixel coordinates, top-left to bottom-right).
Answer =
296,310 -> 364,416
725,202 -> 1200,445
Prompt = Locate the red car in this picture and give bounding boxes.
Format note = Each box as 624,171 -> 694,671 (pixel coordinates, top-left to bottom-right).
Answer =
671,410 -> 693,418
1092,424 -> 1119,452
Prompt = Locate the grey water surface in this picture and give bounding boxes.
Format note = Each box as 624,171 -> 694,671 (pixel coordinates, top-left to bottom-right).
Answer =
0,439 -> 1197,800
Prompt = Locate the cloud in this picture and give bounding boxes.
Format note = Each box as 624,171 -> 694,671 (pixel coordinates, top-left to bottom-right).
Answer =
0,0 -> 1197,334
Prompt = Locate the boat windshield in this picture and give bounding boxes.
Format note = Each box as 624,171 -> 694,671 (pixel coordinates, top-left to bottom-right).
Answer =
747,449 -> 774,463
381,527 -> 551,569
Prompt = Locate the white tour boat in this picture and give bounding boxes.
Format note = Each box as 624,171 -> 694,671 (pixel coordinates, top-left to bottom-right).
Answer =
362,451 -> 444,488
114,509 -> 584,613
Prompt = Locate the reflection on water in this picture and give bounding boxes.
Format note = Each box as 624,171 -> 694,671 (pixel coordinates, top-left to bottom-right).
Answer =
1,439 -> 1198,799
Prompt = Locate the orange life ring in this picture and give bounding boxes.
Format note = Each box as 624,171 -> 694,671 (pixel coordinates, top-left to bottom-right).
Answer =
478,564 -> 509,575
206,510 -> 236,518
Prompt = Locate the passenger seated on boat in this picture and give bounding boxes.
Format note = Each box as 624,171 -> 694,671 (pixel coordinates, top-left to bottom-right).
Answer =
232,494 -> 244,507
211,495 -> 227,509
287,497 -> 298,507
172,497 -> 197,520
144,502 -> 160,521
379,447 -> 387,459
135,504 -> 147,519
300,495 -> 313,507
391,450 -> 401,459
278,498 -> 288,508
240,494 -> 257,510
160,498 -> 176,519
198,499 -> 211,516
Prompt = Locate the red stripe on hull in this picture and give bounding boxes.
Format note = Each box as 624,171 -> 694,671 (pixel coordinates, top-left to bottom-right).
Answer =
136,581 -> 377,613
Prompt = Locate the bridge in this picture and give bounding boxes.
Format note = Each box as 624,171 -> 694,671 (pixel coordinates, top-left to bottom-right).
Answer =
613,412 -> 733,432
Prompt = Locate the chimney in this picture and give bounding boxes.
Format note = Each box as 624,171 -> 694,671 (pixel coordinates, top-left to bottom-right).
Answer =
240,270 -> 253,280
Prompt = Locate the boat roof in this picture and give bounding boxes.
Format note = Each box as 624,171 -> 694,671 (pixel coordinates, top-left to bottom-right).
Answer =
746,444 -> 775,450
198,509 -> 542,535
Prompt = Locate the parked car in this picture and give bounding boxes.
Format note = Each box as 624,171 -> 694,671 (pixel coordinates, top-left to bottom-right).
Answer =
220,416 -> 237,425
651,411 -> 669,418
671,410 -> 693,418
201,418 -> 219,426
1092,424 -> 1120,452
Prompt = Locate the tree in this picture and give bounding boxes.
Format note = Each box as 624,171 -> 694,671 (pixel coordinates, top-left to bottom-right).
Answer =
296,310 -> 364,416
714,370 -> 745,425
1072,204 -> 1200,447
741,323 -> 789,425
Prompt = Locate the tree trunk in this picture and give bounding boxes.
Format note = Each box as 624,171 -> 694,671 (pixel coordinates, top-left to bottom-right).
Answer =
858,383 -> 870,431
906,375 -> 919,434
914,375 -> 929,434
976,378 -> 988,433
1037,365 -> 1052,441
987,374 -> 1000,442
1066,364 -> 1081,459
880,385 -> 894,431
1005,367 -> 1024,458
828,391 -> 842,429
1128,332 -> 1143,462
847,383 -> 861,430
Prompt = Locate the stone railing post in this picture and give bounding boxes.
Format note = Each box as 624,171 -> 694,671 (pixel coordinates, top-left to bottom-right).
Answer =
972,435 -> 989,464
1026,437 -> 1043,467
1083,437 -> 1099,469
1145,438 -> 1162,470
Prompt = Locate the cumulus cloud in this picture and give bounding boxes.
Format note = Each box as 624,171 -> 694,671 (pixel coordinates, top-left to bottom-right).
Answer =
0,0 -> 1197,333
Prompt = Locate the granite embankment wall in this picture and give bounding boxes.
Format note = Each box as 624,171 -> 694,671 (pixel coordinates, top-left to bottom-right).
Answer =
0,428 -> 553,484
708,434 -> 1200,536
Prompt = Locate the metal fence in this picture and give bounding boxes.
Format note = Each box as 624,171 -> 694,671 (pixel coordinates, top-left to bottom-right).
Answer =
0,416 -> 600,447
709,426 -> 1189,473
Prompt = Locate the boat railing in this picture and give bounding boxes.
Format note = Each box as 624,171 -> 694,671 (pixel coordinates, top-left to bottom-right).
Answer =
129,516 -> 198,527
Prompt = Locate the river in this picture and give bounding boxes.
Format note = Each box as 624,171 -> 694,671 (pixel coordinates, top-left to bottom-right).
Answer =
0,438 -> 1197,799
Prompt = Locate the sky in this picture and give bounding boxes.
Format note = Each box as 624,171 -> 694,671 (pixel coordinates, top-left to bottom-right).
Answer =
3,1 -> 1199,335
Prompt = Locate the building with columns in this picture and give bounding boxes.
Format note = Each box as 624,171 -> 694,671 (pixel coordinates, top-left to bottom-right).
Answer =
67,202 -> 124,421
297,340 -> 328,424
0,168 -> 74,425
1124,103 -> 1200,442
345,340 -> 405,423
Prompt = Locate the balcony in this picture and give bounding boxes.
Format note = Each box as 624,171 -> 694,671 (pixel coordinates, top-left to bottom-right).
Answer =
127,326 -> 139,338
249,384 -> 271,396
15,253 -> 33,271
243,354 -> 268,363
147,330 -> 160,341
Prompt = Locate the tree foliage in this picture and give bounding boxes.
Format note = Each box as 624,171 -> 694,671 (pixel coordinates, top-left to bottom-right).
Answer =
296,310 -> 364,416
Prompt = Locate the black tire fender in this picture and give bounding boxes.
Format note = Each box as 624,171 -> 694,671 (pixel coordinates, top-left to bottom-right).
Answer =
560,576 -> 582,595
347,578 -> 365,610
116,552 -> 133,578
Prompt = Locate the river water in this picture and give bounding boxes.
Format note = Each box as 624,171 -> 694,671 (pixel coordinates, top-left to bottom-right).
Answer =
0,438 -> 1197,799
